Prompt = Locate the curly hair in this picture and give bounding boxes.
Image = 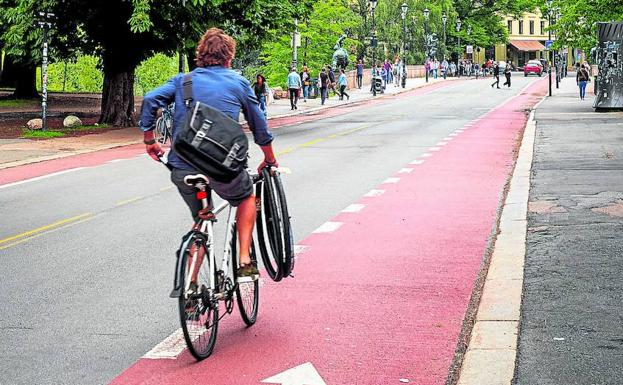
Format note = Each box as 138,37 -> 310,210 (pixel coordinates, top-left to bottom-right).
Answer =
195,28 -> 236,67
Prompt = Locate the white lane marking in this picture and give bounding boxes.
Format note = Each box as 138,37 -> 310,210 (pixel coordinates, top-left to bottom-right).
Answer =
294,245 -> 310,256
0,167 -> 86,190
410,160 -> 425,165
443,137 -> 453,141
436,141 -> 448,146
429,147 -> 441,152
364,189 -> 385,197
449,133 -> 458,137
143,329 -> 187,359
342,204 -> 366,213
312,222 -> 343,233
382,177 -> 400,184
107,159 -> 127,163
399,168 -> 414,174
420,153 -> 433,157
262,362 -> 327,385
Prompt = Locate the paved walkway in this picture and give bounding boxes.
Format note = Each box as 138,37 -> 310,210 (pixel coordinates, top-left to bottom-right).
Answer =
0,77 -> 453,170
515,77 -> 623,384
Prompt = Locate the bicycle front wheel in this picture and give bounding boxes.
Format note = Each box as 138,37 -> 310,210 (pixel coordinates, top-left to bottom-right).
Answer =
256,179 -> 283,281
178,233 -> 219,360
154,117 -> 166,144
231,226 -> 259,326
270,172 -> 295,277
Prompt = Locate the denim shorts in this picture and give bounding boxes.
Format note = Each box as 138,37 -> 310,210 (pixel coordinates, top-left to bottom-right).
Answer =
170,168 -> 253,219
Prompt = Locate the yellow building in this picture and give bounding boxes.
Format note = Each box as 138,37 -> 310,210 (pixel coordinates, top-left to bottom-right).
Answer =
469,10 -> 581,69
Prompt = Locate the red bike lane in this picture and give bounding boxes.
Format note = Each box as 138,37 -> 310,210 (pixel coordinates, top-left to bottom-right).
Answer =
111,78 -> 548,385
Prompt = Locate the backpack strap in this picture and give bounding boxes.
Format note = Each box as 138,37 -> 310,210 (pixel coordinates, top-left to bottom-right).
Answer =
182,73 -> 193,108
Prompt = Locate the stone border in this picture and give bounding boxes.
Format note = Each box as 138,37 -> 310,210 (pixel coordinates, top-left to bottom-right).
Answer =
455,106 -> 539,385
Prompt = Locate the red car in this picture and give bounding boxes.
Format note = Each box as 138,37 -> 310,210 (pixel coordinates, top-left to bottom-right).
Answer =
524,60 -> 543,77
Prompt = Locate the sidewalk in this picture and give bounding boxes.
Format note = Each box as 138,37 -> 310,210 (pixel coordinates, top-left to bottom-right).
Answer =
516,78 -> 623,383
0,76 -> 452,170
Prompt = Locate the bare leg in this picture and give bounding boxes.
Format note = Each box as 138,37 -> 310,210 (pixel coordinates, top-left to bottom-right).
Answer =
236,194 -> 256,266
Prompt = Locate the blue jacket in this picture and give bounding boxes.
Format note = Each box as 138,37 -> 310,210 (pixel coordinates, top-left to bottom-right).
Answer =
287,72 -> 302,89
139,66 -> 272,171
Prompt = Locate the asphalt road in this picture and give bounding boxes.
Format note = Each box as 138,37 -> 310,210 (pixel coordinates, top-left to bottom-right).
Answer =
0,75 -> 540,385
514,81 -> 623,385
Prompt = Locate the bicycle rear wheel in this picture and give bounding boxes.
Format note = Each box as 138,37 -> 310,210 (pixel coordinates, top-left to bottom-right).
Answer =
178,233 -> 219,360
231,226 -> 259,326
256,179 -> 283,281
154,117 -> 167,144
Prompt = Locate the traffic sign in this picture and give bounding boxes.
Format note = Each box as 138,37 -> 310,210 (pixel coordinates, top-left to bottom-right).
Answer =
545,40 -> 553,49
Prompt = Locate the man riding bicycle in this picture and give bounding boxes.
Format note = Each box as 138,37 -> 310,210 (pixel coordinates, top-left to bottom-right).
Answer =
139,28 -> 278,278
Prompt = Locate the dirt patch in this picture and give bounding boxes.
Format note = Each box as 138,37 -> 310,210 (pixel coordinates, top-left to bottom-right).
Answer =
592,200 -> 623,218
528,200 -> 568,214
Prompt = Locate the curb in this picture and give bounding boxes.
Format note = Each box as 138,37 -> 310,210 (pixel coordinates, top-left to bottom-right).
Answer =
0,77 -> 460,171
455,97 -> 545,385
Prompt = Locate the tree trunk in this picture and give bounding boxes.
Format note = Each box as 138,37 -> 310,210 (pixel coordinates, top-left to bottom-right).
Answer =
99,69 -> 136,127
0,58 -> 39,98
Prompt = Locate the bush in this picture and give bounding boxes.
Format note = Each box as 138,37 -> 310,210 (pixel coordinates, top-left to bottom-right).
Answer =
37,55 -> 103,93
135,53 -> 179,95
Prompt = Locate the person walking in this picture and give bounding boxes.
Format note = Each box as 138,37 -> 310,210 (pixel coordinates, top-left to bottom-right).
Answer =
319,67 -> 329,105
338,69 -> 350,101
252,73 -> 268,117
327,66 -> 338,96
394,56 -> 402,87
287,67 -> 302,110
491,62 -> 500,89
441,58 -> 448,80
356,60 -> 364,89
576,62 -> 591,100
301,66 -> 311,102
502,62 -> 512,88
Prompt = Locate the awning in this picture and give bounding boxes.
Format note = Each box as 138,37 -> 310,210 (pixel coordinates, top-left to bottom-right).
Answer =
509,40 -> 546,52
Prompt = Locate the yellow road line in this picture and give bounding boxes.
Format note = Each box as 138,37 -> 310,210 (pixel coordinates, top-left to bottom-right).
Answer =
0,213 -> 93,246
116,196 -> 144,207
0,216 -> 95,251
298,138 -> 326,148
160,186 -> 174,192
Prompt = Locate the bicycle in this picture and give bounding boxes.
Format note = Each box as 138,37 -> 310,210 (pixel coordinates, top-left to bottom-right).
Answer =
154,104 -> 174,144
161,157 -> 293,360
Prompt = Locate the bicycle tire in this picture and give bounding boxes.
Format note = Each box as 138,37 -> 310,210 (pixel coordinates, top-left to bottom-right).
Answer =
231,226 -> 259,326
178,233 -> 219,360
255,179 -> 283,281
269,172 -> 295,277
154,117 -> 167,144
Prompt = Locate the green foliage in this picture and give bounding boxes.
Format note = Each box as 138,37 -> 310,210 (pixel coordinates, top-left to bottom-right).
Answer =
260,0 -> 360,89
538,0 -> 623,55
22,130 -> 64,138
135,53 -> 179,95
36,55 -> 103,92
0,98 -> 36,107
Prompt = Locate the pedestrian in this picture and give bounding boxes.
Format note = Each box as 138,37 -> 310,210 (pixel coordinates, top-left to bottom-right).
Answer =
356,59 -> 364,89
433,59 -> 439,79
252,73 -> 268,117
287,67 -> 302,110
425,59 -> 431,78
301,66 -> 310,102
327,65 -> 338,96
441,58 -> 448,80
576,62 -> 591,100
139,27 -> 277,278
502,62 -> 512,88
394,55 -> 401,87
491,62 -> 500,89
338,69 -> 350,101
319,67 -> 329,105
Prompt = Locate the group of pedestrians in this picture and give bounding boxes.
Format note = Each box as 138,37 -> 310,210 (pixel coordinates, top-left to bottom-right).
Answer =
490,62 -> 512,89
285,65 -> 351,110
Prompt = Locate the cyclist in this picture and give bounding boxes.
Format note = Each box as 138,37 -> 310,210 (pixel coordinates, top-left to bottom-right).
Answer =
139,28 -> 278,278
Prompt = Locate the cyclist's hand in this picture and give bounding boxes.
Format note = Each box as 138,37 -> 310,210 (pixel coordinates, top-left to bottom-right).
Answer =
257,158 -> 278,174
146,142 -> 164,162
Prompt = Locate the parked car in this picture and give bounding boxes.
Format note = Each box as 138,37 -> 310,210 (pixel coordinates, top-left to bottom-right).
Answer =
524,60 -> 543,77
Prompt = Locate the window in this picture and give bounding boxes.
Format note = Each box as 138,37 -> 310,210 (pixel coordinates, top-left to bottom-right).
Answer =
541,20 -> 546,35
508,20 -> 513,34
519,20 -> 524,34
530,20 -> 534,34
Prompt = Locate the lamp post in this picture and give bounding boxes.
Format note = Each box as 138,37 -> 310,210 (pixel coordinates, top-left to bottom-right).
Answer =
546,1 -> 553,96
369,0 -> 378,69
456,19 -> 461,77
37,11 -> 55,131
442,13 -> 447,60
401,3 -> 408,88
424,8 -> 430,83
555,9 -> 561,88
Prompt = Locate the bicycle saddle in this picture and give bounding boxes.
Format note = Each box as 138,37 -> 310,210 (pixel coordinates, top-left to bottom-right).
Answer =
183,174 -> 210,187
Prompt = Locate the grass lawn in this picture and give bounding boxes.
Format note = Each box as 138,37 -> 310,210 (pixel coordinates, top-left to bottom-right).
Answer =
20,124 -> 111,139
0,99 -> 38,108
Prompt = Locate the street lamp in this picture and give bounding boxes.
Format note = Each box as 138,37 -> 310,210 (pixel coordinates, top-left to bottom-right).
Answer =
442,13 -> 447,61
456,19 -> 461,76
424,8 -> 430,83
546,0 -> 553,96
37,11 -> 55,131
401,3 -> 408,88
